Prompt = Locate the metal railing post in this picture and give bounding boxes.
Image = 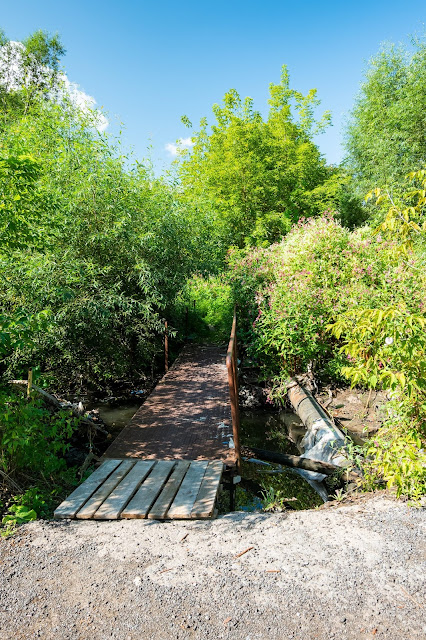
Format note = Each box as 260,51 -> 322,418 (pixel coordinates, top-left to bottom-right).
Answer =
164,321 -> 169,372
226,309 -> 241,470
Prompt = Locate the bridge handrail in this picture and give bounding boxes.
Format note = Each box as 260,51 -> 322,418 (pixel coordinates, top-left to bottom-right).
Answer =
226,308 -> 241,469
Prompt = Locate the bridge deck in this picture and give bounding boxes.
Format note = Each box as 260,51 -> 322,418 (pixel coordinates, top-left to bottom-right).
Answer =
55,345 -> 235,520
103,344 -> 236,465
54,458 -> 224,520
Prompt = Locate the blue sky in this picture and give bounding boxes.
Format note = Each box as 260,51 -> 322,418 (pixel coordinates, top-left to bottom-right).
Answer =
1,1 -> 425,173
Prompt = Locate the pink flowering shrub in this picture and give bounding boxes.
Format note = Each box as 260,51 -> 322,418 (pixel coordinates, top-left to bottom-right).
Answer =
228,215 -> 424,390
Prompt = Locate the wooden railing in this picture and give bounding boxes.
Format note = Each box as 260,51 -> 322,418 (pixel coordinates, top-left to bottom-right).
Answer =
226,308 -> 241,469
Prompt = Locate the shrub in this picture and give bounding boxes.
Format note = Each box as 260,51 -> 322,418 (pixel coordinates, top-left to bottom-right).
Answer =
0,386 -> 79,477
228,215 -> 424,393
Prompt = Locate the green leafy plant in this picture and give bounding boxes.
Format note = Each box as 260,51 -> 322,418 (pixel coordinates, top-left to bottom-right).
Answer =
326,172 -> 426,500
2,504 -> 37,526
0,387 -> 80,478
261,486 -> 291,512
328,305 -> 426,396
174,274 -> 233,343
346,38 -> 426,196
229,215 -> 423,395
360,416 -> 426,500
365,167 -> 426,253
177,66 -> 341,249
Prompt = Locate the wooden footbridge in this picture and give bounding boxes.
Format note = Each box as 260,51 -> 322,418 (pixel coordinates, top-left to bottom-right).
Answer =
55,315 -> 241,521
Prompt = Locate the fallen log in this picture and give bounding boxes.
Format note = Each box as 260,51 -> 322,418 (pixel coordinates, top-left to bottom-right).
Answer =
287,379 -> 348,472
283,378 -> 363,500
11,380 -> 63,408
248,447 -> 360,483
9,380 -> 107,433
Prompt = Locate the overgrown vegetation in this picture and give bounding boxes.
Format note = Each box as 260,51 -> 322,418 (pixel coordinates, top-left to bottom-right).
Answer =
1,27 -> 425,527
0,386 -> 81,534
346,38 -> 426,200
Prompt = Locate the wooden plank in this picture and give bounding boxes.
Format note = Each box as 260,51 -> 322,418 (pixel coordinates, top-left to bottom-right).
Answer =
94,460 -> 156,519
54,459 -> 121,519
167,460 -> 208,519
76,459 -> 135,519
190,461 -> 223,518
121,460 -> 176,519
148,461 -> 190,520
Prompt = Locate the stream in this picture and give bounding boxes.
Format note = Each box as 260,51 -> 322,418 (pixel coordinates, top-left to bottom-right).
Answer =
238,410 -> 323,511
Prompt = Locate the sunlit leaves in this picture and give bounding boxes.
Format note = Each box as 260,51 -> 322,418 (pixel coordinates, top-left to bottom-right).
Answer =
177,65 -> 334,248
346,38 -> 426,195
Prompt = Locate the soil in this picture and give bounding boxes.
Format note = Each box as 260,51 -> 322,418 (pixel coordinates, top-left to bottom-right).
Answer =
315,388 -> 388,438
0,494 -> 425,639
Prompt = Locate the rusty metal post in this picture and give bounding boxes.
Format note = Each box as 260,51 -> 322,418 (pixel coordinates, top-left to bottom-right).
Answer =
232,332 -> 240,429
164,321 -> 169,373
226,309 -> 241,470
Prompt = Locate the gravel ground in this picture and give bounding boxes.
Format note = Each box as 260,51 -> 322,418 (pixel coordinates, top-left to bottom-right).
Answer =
0,495 -> 425,640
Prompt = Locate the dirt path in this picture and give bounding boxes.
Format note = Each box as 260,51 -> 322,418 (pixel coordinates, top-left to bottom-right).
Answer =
0,496 -> 425,639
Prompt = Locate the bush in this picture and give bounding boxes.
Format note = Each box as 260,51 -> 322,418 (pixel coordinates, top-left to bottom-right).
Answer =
0,93 -> 221,389
0,385 -> 82,534
229,215 -> 424,392
0,386 -> 79,477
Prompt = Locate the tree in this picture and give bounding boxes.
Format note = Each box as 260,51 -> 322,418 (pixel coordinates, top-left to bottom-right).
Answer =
345,37 -> 426,195
176,66 -> 341,248
0,29 -> 66,122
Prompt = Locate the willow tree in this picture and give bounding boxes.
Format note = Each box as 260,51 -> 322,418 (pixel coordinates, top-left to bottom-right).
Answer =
345,37 -> 426,194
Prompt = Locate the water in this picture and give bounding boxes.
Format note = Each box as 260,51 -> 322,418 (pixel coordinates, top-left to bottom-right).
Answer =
238,409 -> 323,511
241,409 -> 304,455
96,403 -> 141,433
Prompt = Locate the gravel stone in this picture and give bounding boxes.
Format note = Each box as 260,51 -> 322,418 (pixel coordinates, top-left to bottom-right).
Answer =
0,495 -> 425,639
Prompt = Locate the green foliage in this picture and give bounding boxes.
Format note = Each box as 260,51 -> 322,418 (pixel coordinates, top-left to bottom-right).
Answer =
177,66 -> 339,248
228,216 -> 423,397
0,29 -> 66,120
0,385 -> 83,534
0,153 -> 41,249
261,485 -> 289,511
346,37 -> 426,196
1,503 -> 37,537
328,305 -> 426,397
308,170 -> 367,229
361,415 -> 426,500
326,173 -> 426,499
366,167 -> 426,253
0,485 -> 69,536
2,504 -> 37,525
0,34 -> 218,388
174,274 -> 233,343
22,30 -> 65,73
0,386 -> 79,476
